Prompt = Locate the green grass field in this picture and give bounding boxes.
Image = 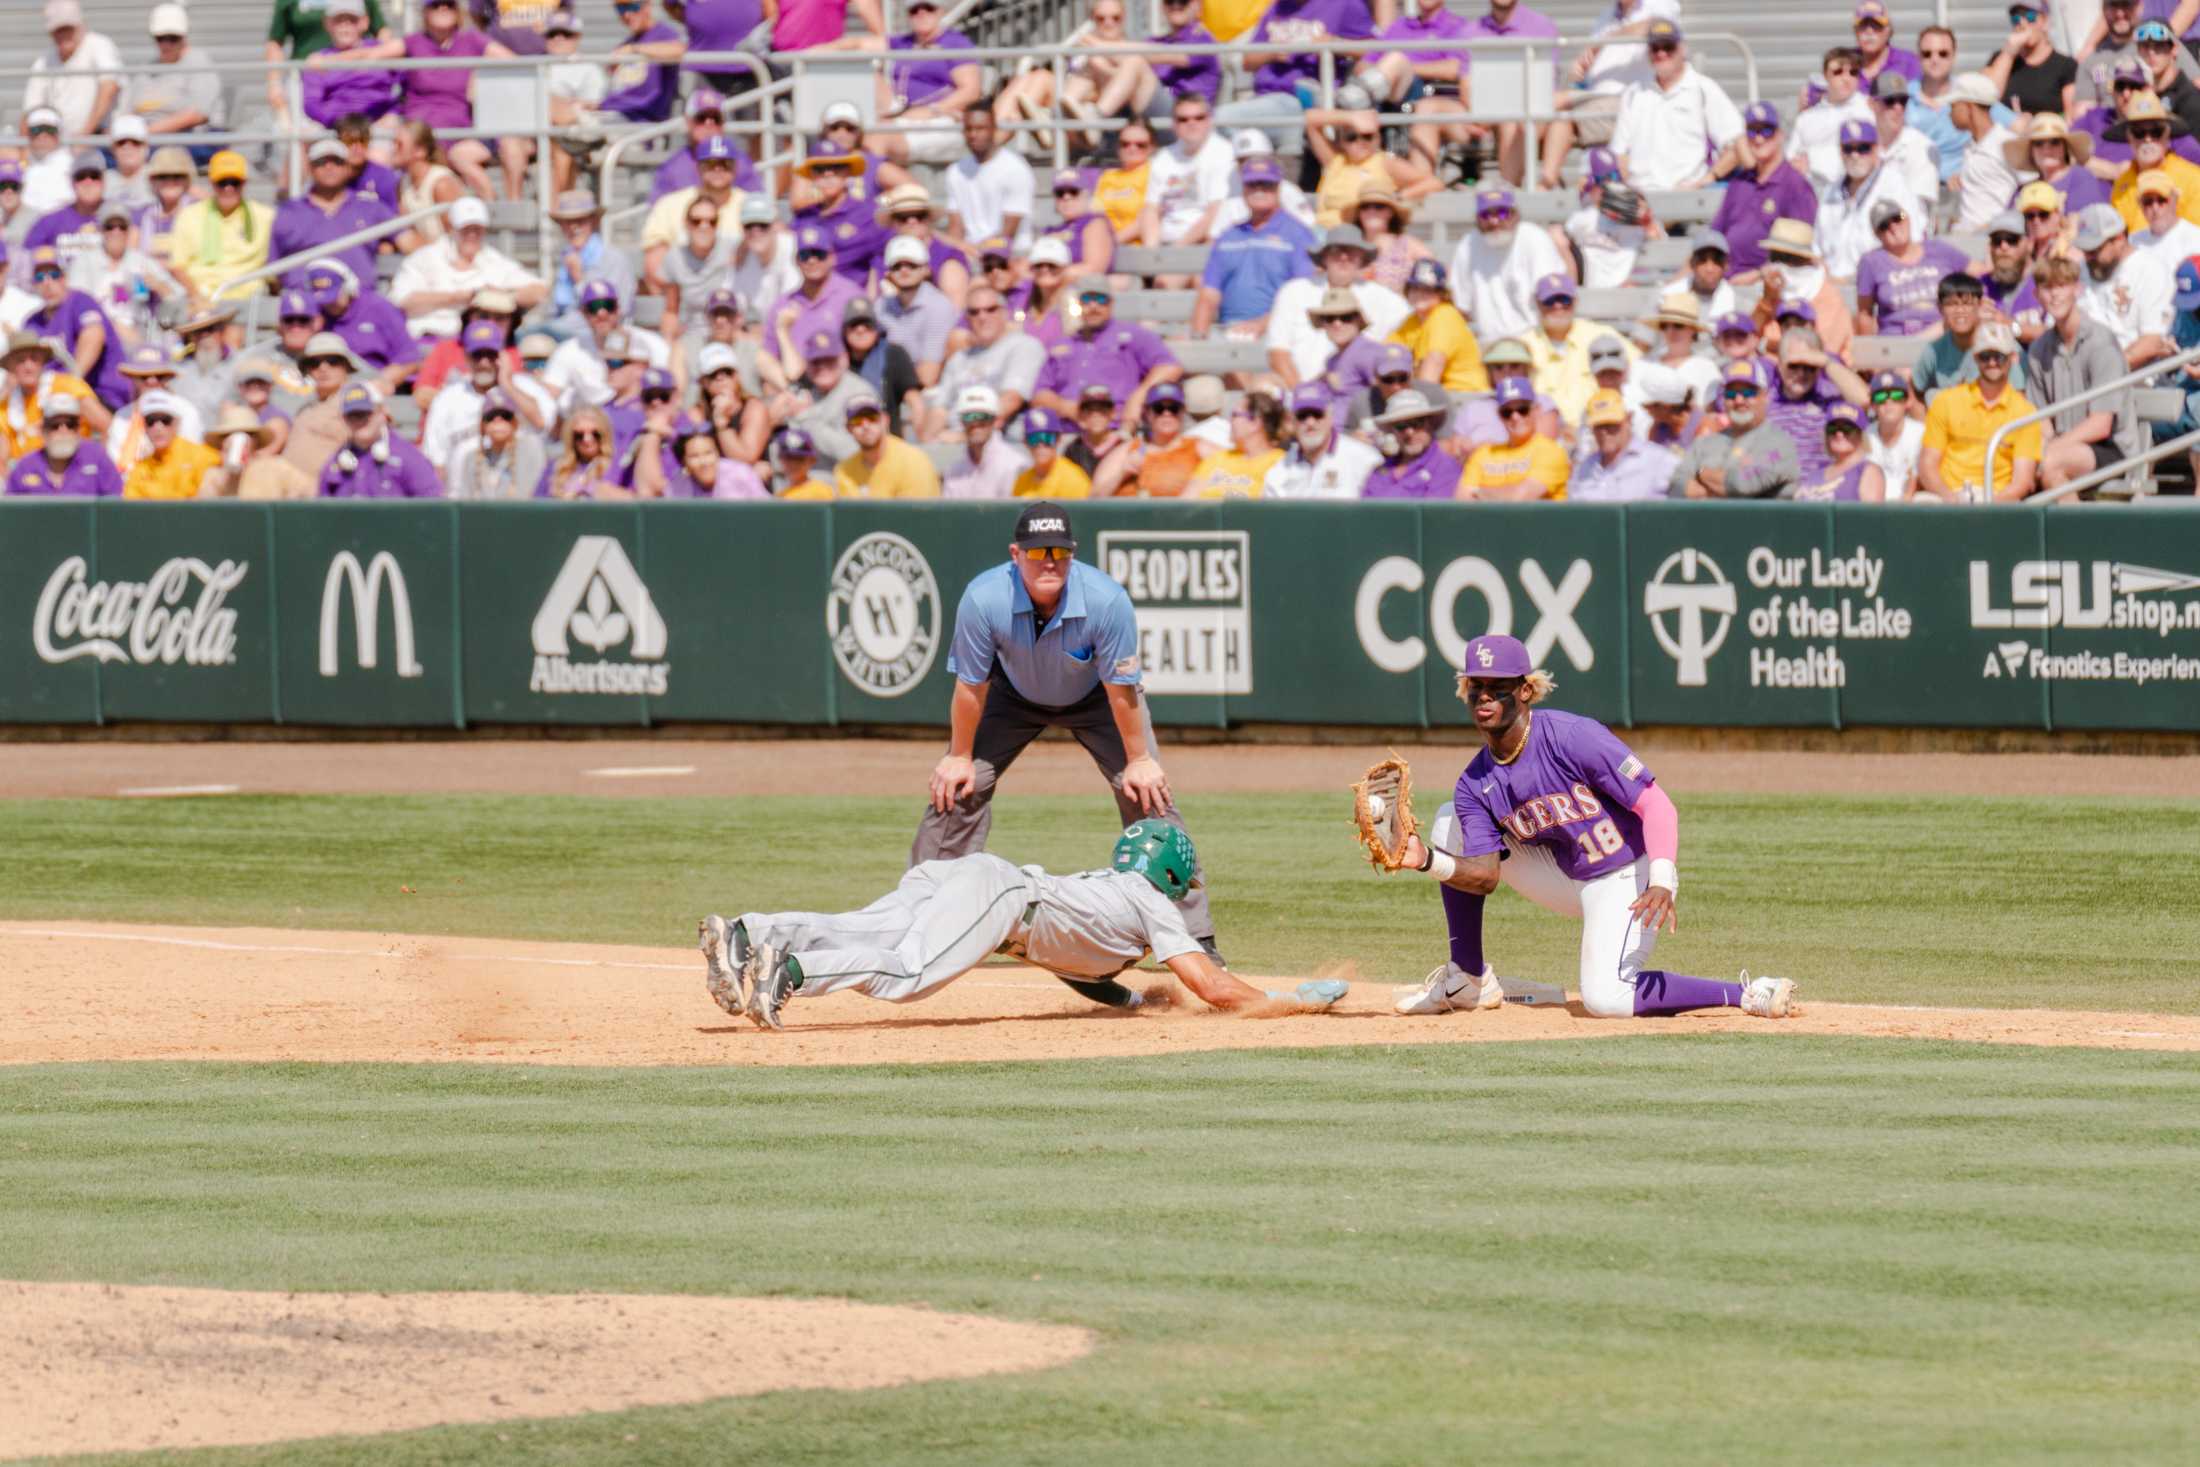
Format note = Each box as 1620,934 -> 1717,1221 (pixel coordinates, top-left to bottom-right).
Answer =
8,789 -> 2200,1463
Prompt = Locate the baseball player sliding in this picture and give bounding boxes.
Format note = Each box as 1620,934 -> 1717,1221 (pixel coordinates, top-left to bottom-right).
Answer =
700,824 -> 1348,1030
915,501 -> 1222,1003
1376,634 -> 1798,1020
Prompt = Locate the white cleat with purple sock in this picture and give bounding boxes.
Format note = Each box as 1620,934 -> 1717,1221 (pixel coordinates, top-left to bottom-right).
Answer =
1740,973 -> 1798,1018
1394,962 -> 1505,1015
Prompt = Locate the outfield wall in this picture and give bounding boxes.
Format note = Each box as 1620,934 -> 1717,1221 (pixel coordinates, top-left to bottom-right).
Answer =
5,502 -> 2198,732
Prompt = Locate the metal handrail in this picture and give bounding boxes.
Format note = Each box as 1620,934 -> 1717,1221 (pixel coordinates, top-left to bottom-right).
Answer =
1982,342 -> 2200,498
2032,427 -> 2198,504
213,204 -> 448,300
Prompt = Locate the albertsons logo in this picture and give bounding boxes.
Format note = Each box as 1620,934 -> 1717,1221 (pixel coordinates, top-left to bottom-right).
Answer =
530,536 -> 669,695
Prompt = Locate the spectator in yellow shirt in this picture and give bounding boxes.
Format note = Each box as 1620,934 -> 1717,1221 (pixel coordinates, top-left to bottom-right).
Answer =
122,391 -> 222,499
0,331 -> 109,463
1189,389 -> 1286,498
1460,379 -> 1570,499
773,429 -> 836,499
1095,121 -> 1155,242
834,393 -> 942,498
1012,407 -> 1094,497
1918,322 -> 2041,500
165,151 -> 274,305
1389,258 -> 1487,394
1525,274 -> 1636,431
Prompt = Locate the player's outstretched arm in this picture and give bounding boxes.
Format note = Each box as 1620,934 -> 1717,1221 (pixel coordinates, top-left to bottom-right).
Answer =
1396,834 -> 1500,895
1162,953 -> 1347,1014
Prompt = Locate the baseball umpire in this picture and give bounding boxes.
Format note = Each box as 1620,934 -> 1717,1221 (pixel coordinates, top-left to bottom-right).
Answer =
913,501 -> 1221,995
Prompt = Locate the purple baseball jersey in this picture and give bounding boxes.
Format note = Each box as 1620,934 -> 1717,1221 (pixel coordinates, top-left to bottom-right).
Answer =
1452,708 -> 1654,883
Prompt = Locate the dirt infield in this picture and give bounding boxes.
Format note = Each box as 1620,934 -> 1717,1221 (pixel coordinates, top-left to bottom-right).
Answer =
7,921 -> 2196,1066
0,1281 -> 1090,1460
3,736 -> 2194,802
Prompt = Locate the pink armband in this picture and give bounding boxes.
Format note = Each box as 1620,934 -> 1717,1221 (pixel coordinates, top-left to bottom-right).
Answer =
1631,783 -> 1679,865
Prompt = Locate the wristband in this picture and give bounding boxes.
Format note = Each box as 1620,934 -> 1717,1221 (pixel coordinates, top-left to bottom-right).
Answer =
1649,858 -> 1678,894
1426,850 -> 1457,882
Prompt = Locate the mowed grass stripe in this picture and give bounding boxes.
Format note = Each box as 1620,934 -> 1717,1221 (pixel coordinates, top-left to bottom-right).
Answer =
3,1039 -> 2198,1464
2,790 -> 2197,1012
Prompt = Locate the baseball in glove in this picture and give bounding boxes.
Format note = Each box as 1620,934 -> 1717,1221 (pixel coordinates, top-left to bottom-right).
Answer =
1598,180 -> 1649,227
1350,754 -> 1418,870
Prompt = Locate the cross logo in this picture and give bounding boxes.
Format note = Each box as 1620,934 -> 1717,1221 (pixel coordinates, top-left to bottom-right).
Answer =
1644,548 -> 1736,687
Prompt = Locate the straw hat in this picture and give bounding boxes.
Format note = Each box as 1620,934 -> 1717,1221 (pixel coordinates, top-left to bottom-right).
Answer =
873,181 -> 941,224
2003,111 -> 2094,168
793,151 -> 869,179
1352,182 -> 1414,226
1762,217 -> 1819,263
1642,294 -> 1705,332
204,403 -> 274,450
2105,92 -> 2192,143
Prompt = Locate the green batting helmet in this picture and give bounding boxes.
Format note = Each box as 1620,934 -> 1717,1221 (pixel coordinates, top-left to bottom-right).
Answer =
1112,822 -> 1201,901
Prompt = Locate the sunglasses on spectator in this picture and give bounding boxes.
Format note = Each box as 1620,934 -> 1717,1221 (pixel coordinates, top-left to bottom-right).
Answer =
215,179 -> 243,189
573,430 -> 602,442
796,247 -> 830,261
2143,193 -> 2174,207
100,219 -> 128,232
2140,38 -> 2174,50
891,211 -> 929,224
1878,96 -> 1908,108
1346,131 -> 1379,143
1053,186 -> 1084,198
1843,143 -> 1876,156
305,356 -> 347,369
1826,421 -> 1861,438
604,358 -> 631,370
482,409 -> 516,423
1722,384 -> 1761,400
1540,295 -> 1575,310
1293,408 -> 1329,422
1020,546 -> 1072,561
643,390 -> 674,405
2133,124 -> 2172,142
2023,209 -> 2054,222
1478,209 -> 1514,224
1990,231 -> 2023,245
1746,124 -> 1779,139
849,408 -> 883,423
28,125 -> 57,136
143,414 -> 175,427
1920,46 -> 1953,58
2010,8 -> 2041,23
689,212 -> 718,226
1078,291 -> 1109,304
742,222 -> 771,233
1976,351 -> 2011,366
1148,403 -> 1181,415
1648,41 -> 1677,54
584,300 -> 619,315
2115,77 -> 2147,90
281,314 -> 315,325
1119,137 -> 1152,152
983,254 -> 1012,268
1497,403 -> 1532,419
31,268 -> 62,281
1378,371 -> 1410,385
1027,431 -> 1059,445
959,412 -> 996,426
1870,388 -> 1908,403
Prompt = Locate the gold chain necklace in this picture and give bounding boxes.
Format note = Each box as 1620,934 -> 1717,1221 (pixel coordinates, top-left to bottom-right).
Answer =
1491,709 -> 1532,766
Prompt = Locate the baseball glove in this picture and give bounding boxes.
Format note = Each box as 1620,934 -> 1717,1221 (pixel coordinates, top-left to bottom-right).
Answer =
1598,181 -> 1649,227
1350,754 -> 1418,871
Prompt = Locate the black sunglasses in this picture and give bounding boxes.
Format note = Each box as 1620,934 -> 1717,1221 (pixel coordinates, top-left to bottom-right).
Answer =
143,414 -> 175,427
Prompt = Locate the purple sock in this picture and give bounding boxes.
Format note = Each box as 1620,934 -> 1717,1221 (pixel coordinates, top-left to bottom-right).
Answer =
1632,970 -> 1744,1016
1438,884 -> 1485,975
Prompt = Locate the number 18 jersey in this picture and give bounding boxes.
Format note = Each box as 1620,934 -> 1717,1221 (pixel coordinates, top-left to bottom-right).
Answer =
1452,708 -> 1656,883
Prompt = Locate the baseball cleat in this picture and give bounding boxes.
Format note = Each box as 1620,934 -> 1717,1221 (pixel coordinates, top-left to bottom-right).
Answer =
1394,962 -> 1505,1015
745,944 -> 796,1031
700,915 -> 751,1018
1268,978 -> 1348,1009
1740,972 -> 1798,1018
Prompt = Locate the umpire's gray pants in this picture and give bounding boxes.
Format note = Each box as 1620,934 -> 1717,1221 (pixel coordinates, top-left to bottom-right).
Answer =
910,679 -> 1215,941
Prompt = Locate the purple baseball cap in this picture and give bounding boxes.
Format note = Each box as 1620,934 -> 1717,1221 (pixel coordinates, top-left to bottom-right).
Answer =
803,329 -> 840,359
642,367 -> 677,395
1377,342 -> 1415,377
1585,147 -> 1620,182
1475,184 -> 1516,218
337,382 -> 378,416
1287,382 -> 1331,414
778,427 -> 817,457
278,289 -> 316,321
1535,273 -> 1577,306
705,286 -> 740,315
0,161 -> 22,186
580,277 -> 619,306
1824,401 -> 1866,433
1723,358 -> 1774,393
1023,405 -> 1067,438
1460,634 -> 1532,678
1404,258 -> 1446,292
1147,380 -> 1185,408
1714,311 -> 1756,338
1839,119 -> 1879,147
2113,59 -> 2149,85
1744,100 -> 1781,132
795,223 -> 831,253
685,90 -> 724,118
697,135 -> 735,164
1868,369 -> 1908,396
1775,300 -> 1817,325
1240,154 -> 1284,187
460,320 -> 503,354
844,392 -> 885,422
1051,166 -> 1094,194
1493,377 -> 1535,408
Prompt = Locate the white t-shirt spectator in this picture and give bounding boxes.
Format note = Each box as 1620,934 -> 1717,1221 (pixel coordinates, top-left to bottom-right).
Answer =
2135,217 -> 2200,269
26,29 -> 124,137
1265,277 -> 1409,381
1145,135 -> 1235,243
1565,206 -> 1644,289
731,231 -> 800,326
1867,415 -> 1925,498
1815,168 -> 1928,279
420,374 -> 558,471
1581,0 -> 1682,95
2081,246 -> 2175,351
390,239 -> 539,340
1450,226 -> 1570,343
1881,125 -> 1941,205
947,149 -> 1036,252
1789,95 -> 1875,191
1957,125 -> 2027,235
1263,433 -> 1383,498
935,331 -> 1047,414
543,325 -> 673,409
1610,64 -> 1745,191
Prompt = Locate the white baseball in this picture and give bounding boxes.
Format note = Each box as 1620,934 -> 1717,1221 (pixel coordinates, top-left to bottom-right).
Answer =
1367,794 -> 1386,820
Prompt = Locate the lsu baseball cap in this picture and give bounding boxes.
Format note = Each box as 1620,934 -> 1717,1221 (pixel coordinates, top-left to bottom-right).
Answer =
843,392 -> 885,422
1584,146 -> 1621,182
114,114 -> 148,140
1688,226 -> 1729,256
2177,258 -> 2200,311
687,90 -> 726,118
2015,179 -> 2062,213
598,327 -> 634,362
705,286 -> 741,315
307,136 -> 348,164
820,99 -> 862,127
1147,380 -> 1186,408
1460,634 -> 1531,678
697,136 -> 735,165
278,289 -> 317,321
1534,273 -> 1577,305
1971,320 -> 2019,357
1713,311 -> 1756,338
1585,389 -> 1629,427
1872,70 -> 1910,100
1986,209 -> 2026,238
1028,236 -> 1072,268
1644,17 -> 1682,43
778,427 -> 817,457
1077,382 -> 1116,408
68,152 -> 103,179
2137,168 -> 2180,201
1022,405 -> 1066,440
207,150 -> 248,183
1404,258 -> 1446,292
641,367 -> 676,395
1775,300 -> 1818,326
1868,369 -> 1908,396
883,234 -> 929,270
1376,342 -> 1415,376
697,341 -> 739,376
1287,382 -> 1331,414
1240,154 -> 1284,187
1012,500 -> 1076,548
448,196 -> 490,230
580,276 -> 619,305
1743,100 -> 1780,132
1839,119 -> 1879,147
803,330 -> 840,359
1870,198 -> 1909,230
460,320 -> 503,354
1493,377 -> 1534,408
1723,357 -> 1774,393
1823,401 -> 1866,433
1474,184 -> 1516,217
1854,0 -> 1891,21
1480,336 -> 1533,366
336,382 -> 379,416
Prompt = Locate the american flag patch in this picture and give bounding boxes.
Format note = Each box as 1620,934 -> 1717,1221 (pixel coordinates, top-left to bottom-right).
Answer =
1619,756 -> 1645,779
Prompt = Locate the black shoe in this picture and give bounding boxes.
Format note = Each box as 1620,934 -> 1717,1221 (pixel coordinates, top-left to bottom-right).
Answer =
1198,936 -> 1227,967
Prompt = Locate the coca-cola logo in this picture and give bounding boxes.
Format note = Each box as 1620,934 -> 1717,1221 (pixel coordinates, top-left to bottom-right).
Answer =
34,556 -> 246,667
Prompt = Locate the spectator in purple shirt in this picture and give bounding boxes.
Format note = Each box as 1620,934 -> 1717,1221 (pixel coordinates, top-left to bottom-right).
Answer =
669,0 -> 772,100
338,114 -> 404,212
271,138 -> 398,301
650,91 -> 765,201
319,382 -> 444,496
1854,206 -> 1971,335
24,153 -> 108,275
1361,387 -> 1465,497
3,394 -> 120,495
1714,102 -> 1823,277
1853,2 -> 1921,86
601,0 -> 689,123
1150,0 -> 1223,113
1218,0 -> 1377,156
342,0 -> 506,196
307,259 -> 423,388
825,2 -> 981,166
1365,0 -> 1475,121
1464,1 -> 1563,182
25,246 -> 129,410
302,2 -> 399,129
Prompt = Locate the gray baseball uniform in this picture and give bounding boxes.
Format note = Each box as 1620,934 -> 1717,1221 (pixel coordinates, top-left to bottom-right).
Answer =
739,854 -> 1200,1007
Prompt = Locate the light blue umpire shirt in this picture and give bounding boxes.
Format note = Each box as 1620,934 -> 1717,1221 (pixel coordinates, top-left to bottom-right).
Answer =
948,559 -> 1143,709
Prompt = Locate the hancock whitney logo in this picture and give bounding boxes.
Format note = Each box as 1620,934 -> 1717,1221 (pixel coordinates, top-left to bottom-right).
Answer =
530,536 -> 669,695
1644,548 -> 1736,687
827,532 -> 939,696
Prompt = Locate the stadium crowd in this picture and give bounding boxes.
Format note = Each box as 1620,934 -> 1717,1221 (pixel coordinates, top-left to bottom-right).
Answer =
1,0 -> 2196,503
